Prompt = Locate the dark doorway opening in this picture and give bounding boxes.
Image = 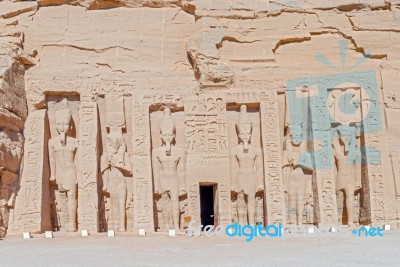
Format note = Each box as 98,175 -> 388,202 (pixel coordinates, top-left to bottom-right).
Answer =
200,184 -> 215,229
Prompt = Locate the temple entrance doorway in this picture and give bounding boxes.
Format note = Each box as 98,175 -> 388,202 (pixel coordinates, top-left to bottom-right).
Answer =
199,183 -> 217,229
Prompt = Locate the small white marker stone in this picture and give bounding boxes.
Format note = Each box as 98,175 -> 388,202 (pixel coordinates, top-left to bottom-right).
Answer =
107,230 -> 115,237
384,224 -> 391,231
308,227 -> 315,234
364,226 -> 371,231
45,231 -> 53,238
81,230 -> 89,237
139,229 -> 146,236
329,227 -> 336,233
23,232 -> 31,239
168,229 -> 176,237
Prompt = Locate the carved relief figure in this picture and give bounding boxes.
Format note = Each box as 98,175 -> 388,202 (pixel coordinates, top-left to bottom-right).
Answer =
332,126 -> 362,226
48,104 -> 78,232
230,105 -> 263,225
101,127 -> 131,231
282,124 -> 313,225
152,108 -> 187,231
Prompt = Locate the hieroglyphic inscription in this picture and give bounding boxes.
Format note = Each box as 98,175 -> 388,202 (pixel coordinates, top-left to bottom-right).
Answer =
184,95 -> 228,153
365,134 -> 386,223
9,110 -> 52,233
308,86 -> 338,225
78,100 -> 99,231
132,93 -> 154,231
260,90 -> 286,225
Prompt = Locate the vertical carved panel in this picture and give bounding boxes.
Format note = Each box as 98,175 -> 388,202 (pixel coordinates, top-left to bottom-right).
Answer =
390,143 -> 400,200
9,110 -> 52,234
78,100 -> 99,231
218,183 -> 231,225
132,94 -> 154,231
260,91 -> 286,225
308,86 -> 338,226
188,182 -> 200,223
364,134 -> 386,224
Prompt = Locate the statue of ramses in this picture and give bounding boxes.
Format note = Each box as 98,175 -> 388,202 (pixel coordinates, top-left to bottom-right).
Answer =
230,105 -> 264,225
152,108 -> 186,231
48,104 -> 78,232
332,126 -> 362,226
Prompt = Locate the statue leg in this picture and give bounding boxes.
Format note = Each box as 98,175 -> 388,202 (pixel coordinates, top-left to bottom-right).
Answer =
296,175 -> 307,225
237,192 -> 246,225
344,185 -> 355,226
118,181 -> 127,232
170,189 -> 180,231
160,195 -> 169,230
247,194 -> 256,225
67,186 -> 77,232
336,190 -> 344,224
109,190 -> 118,230
287,176 -> 297,224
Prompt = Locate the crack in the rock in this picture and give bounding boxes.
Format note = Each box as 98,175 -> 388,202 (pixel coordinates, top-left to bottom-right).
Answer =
272,35 -> 311,53
215,36 -> 260,49
42,44 -> 135,53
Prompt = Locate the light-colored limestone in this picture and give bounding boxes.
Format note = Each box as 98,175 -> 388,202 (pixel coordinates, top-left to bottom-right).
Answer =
0,0 -> 399,238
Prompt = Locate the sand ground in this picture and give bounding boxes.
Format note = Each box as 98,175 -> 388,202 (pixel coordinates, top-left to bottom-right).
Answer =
0,230 -> 399,267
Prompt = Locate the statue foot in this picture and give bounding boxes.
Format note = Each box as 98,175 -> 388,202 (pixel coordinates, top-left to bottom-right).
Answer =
117,227 -> 126,232
67,226 -> 77,232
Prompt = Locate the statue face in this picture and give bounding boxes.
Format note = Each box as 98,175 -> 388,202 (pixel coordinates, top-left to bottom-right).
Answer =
238,124 -> 251,144
56,117 -> 70,135
107,135 -> 123,154
160,127 -> 175,145
290,125 -> 302,146
339,134 -> 351,153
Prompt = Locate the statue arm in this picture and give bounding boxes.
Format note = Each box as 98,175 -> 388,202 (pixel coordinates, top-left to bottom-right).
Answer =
48,140 -> 56,183
256,148 -> 264,192
152,151 -> 160,194
74,141 -> 80,185
230,149 -> 238,192
178,150 -> 187,195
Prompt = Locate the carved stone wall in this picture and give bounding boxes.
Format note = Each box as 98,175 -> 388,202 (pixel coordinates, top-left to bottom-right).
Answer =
78,95 -> 100,231
2,0 -> 400,235
8,110 -> 51,234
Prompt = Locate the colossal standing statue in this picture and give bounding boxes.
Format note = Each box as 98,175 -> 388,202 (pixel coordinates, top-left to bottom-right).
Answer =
230,105 -> 264,225
48,103 -> 78,232
282,124 -> 313,225
152,108 -> 186,231
332,126 -> 362,226
101,94 -> 131,232
101,126 -> 131,232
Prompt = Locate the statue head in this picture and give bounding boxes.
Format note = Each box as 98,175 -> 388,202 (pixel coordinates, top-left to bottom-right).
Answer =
289,124 -> 303,146
55,103 -> 72,146
236,105 -> 252,151
159,108 -> 176,155
107,127 -> 124,155
333,127 -> 358,157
